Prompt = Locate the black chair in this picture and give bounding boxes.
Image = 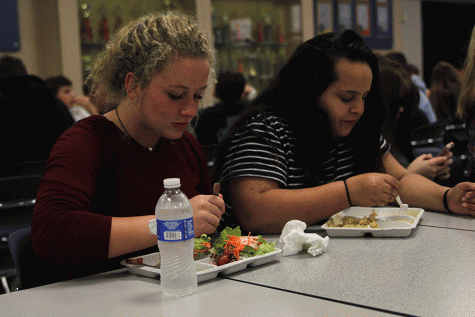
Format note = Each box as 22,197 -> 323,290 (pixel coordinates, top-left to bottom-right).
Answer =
8,227 -> 56,290
0,167 -> 43,291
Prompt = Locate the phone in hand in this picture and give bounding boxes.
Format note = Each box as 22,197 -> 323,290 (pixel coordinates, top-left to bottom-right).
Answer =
437,142 -> 454,157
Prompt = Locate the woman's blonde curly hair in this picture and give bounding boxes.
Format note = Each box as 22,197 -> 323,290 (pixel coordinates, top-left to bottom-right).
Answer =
87,11 -> 213,108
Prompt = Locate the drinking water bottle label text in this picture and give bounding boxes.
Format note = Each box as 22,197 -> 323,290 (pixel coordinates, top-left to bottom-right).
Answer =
156,217 -> 194,241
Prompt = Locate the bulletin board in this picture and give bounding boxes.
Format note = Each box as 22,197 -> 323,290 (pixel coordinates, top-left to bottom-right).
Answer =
0,0 -> 21,52
314,0 -> 392,49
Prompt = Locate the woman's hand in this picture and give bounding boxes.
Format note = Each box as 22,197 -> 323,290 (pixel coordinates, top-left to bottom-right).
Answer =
190,194 -> 225,236
407,153 -> 452,180
346,173 -> 399,207
447,183 -> 475,217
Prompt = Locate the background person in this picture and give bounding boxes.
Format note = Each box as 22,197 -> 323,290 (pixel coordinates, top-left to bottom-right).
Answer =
378,55 -> 458,185
194,71 -> 248,145
386,51 -> 437,124
45,75 -> 100,121
0,56 -> 75,174
428,61 -> 461,122
32,12 -> 225,282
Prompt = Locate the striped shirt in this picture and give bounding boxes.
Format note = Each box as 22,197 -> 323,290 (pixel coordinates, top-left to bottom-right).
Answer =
218,112 -> 389,228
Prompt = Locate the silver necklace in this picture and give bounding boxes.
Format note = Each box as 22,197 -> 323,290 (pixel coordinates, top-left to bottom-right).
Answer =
115,107 -> 153,151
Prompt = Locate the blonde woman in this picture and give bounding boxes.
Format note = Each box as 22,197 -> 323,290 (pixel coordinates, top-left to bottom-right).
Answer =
32,12 -> 224,282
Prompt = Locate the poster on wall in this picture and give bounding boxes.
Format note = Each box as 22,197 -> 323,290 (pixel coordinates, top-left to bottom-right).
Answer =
0,0 -> 20,52
336,0 -> 353,33
356,0 -> 371,37
316,0 -> 333,35
376,0 -> 389,34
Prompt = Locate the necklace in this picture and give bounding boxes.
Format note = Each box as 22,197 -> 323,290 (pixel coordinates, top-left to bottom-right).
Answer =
115,107 -> 153,152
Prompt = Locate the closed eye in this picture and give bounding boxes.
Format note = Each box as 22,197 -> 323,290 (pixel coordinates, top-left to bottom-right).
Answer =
168,93 -> 184,100
340,95 -> 355,103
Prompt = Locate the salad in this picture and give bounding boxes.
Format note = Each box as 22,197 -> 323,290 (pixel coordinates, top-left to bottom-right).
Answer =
194,226 -> 277,266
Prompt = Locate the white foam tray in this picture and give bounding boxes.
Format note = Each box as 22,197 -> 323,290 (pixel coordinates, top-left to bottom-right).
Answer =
320,207 -> 424,237
121,248 -> 282,283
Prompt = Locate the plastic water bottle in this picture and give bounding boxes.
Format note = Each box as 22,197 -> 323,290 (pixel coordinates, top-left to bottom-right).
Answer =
155,178 -> 197,297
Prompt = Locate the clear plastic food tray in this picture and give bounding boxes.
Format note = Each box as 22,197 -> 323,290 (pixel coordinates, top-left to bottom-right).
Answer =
321,207 -> 424,237
121,248 -> 282,283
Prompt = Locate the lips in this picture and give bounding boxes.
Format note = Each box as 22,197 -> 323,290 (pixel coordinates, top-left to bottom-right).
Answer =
172,122 -> 189,130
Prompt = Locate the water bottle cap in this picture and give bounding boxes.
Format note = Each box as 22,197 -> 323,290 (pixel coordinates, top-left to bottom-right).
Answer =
163,178 -> 181,188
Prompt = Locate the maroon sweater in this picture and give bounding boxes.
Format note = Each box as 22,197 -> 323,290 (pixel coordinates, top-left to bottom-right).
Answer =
32,115 -> 212,281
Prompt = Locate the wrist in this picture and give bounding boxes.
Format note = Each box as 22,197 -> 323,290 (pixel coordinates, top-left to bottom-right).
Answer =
443,188 -> 453,214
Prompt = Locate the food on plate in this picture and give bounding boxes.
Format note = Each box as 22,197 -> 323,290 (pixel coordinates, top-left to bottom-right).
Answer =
326,210 -> 379,228
124,257 -> 161,267
124,257 -> 144,265
194,226 -> 277,266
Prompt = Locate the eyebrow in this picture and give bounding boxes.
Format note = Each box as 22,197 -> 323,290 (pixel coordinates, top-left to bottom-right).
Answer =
170,84 -> 208,90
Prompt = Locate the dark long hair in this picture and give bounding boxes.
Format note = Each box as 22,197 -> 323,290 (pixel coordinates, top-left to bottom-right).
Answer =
213,30 -> 385,183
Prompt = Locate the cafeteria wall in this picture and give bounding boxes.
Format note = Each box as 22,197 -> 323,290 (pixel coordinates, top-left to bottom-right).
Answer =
1,0 -> 422,105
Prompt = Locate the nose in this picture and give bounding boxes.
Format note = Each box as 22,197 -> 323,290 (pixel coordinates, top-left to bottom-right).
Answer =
179,98 -> 199,118
350,98 -> 365,114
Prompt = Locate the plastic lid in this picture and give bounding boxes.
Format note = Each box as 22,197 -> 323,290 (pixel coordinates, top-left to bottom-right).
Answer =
163,178 -> 180,188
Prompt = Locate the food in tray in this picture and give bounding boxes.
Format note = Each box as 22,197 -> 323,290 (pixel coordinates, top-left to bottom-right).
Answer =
194,226 -> 277,266
326,209 -> 379,228
125,226 -> 277,268
124,256 -> 161,267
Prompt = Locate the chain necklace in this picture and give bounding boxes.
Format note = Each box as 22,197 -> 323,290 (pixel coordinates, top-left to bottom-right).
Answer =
115,107 -> 153,151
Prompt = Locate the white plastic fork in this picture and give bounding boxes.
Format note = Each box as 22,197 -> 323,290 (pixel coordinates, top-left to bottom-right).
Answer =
396,196 -> 409,213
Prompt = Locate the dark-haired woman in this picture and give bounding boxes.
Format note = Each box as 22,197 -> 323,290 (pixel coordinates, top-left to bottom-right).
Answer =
214,30 -> 475,235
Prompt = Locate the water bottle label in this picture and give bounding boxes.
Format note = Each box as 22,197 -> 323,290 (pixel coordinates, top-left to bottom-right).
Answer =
156,217 -> 194,242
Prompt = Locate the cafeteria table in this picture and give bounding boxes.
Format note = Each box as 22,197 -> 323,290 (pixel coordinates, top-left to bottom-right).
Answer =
0,211 -> 473,316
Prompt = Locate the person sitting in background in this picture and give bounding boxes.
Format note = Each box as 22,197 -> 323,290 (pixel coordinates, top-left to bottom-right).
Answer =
0,55 -> 27,80
194,71 -> 248,145
378,55 -> 457,184
428,61 -> 462,122
213,30 -> 475,235
386,51 -> 437,124
31,12 -> 224,283
457,25 -> 475,181
0,55 -> 75,175
45,75 -> 100,121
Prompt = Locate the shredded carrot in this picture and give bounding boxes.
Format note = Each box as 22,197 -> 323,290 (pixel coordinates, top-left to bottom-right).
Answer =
224,233 -> 259,260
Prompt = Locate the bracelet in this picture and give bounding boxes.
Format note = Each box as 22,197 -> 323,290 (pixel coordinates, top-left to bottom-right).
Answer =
443,188 -> 453,214
343,179 -> 353,206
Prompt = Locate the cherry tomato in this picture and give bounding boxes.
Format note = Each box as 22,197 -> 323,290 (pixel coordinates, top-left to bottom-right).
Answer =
217,255 -> 230,266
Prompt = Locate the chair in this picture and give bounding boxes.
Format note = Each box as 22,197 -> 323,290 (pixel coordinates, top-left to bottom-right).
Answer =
8,227 -> 56,290
0,168 -> 43,291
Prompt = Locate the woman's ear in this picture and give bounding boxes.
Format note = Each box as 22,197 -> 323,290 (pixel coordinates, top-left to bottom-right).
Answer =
125,72 -> 139,101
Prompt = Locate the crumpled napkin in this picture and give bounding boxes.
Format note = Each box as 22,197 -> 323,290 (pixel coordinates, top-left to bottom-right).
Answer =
279,220 -> 329,256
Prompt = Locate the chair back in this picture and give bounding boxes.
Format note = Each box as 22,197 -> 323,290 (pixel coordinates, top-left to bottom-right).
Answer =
0,172 -> 42,240
8,227 -> 56,290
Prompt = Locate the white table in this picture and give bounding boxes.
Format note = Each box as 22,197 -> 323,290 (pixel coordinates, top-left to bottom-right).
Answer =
0,270 -> 393,316
230,224 -> 475,316
419,210 -> 475,231
1,211 -> 474,316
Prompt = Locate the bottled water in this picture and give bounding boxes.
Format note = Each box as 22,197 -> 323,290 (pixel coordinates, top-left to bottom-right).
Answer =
155,178 -> 197,297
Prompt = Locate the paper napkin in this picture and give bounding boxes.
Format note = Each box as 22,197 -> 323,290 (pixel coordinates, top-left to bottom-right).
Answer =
279,220 -> 329,256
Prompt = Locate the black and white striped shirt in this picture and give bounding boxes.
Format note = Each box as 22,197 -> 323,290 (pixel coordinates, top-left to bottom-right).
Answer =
218,112 -> 389,228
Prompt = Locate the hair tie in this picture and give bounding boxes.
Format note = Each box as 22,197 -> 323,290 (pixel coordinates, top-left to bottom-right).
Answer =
343,179 -> 353,206
443,189 -> 453,214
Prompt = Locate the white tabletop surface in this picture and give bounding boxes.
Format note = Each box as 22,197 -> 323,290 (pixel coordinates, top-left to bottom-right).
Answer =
418,210 -> 475,231
234,226 -> 475,316
1,210 -> 474,316
0,270 -> 393,317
